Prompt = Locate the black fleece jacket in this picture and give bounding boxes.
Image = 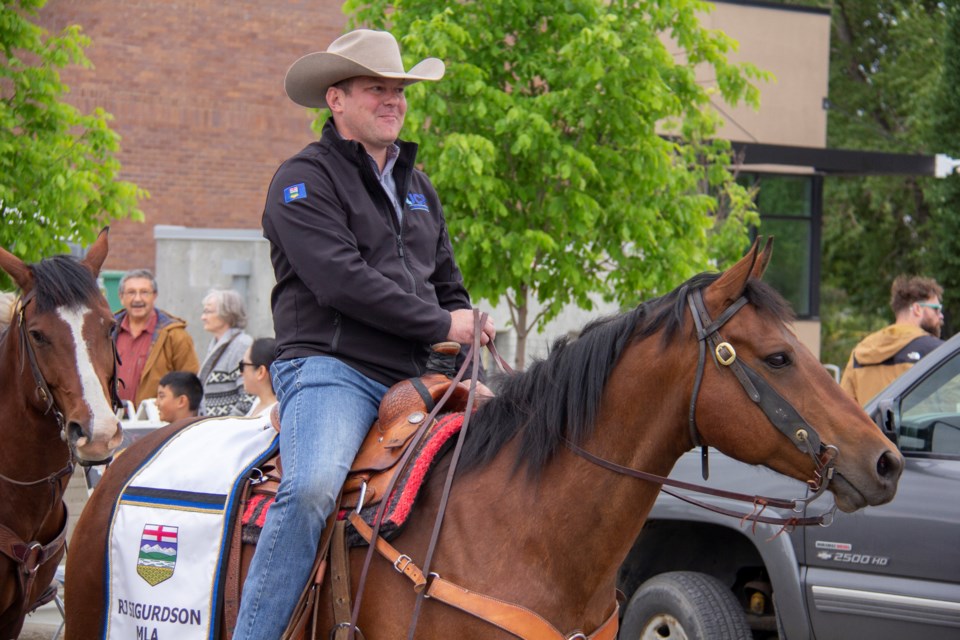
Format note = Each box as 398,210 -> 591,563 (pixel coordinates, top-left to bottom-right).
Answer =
262,118 -> 473,386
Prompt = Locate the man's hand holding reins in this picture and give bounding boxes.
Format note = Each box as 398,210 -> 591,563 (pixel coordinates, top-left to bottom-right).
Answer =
448,308 -> 496,346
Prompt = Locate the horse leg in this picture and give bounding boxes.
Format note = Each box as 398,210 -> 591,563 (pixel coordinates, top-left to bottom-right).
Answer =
0,560 -> 21,640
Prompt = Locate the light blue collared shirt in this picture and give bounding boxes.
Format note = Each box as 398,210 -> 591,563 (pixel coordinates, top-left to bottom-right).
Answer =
375,143 -> 403,225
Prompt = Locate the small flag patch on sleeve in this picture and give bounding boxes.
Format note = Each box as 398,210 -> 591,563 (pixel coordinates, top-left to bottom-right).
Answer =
283,183 -> 307,203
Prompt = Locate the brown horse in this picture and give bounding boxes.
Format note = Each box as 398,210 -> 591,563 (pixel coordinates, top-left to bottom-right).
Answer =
0,229 -> 123,638
64,240 -> 901,639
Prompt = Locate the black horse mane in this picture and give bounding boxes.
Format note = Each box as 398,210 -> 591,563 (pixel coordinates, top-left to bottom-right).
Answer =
28,255 -> 101,314
458,272 -> 794,476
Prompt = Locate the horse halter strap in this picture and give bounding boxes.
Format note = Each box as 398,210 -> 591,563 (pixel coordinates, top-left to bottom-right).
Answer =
686,288 -> 836,495
17,291 -> 60,423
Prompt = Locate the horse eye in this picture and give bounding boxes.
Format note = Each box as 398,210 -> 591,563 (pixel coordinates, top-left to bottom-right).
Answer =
765,353 -> 791,368
29,330 -> 49,345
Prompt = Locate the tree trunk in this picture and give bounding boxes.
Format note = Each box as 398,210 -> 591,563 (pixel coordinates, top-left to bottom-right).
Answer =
514,286 -> 529,370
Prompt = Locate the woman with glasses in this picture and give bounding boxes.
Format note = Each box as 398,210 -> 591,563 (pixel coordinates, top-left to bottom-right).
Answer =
198,288 -> 254,416
239,337 -> 278,418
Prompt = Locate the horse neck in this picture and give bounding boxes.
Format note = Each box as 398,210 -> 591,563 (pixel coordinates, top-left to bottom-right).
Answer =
0,316 -> 69,472
455,339 -> 694,610
544,339 -> 691,566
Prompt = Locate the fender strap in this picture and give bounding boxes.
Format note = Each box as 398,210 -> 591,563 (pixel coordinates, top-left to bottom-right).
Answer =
347,512 -> 618,640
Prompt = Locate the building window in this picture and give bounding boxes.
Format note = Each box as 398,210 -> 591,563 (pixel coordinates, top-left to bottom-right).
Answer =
738,173 -> 821,319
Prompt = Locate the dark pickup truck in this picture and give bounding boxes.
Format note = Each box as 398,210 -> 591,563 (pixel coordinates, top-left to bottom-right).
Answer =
616,331 -> 960,639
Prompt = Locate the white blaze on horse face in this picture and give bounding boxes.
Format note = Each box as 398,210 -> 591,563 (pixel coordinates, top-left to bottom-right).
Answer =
58,305 -> 119,451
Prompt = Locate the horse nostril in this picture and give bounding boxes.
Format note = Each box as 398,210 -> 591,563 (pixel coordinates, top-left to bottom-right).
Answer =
877,450 -> 903,480
68,421 -> 89,446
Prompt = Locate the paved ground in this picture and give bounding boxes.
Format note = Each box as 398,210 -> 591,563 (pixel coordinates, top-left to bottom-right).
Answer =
18,599 -> 63,640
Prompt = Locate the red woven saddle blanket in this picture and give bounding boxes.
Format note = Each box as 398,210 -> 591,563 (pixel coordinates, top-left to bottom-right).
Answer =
240,412 -> 464,546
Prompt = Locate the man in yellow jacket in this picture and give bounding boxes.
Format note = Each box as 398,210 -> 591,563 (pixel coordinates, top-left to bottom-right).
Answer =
114,269 -> 200,409
840,275 -> 945,406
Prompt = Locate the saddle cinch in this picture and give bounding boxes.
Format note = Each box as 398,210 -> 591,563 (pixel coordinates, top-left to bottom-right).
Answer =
221,343 -> 478,640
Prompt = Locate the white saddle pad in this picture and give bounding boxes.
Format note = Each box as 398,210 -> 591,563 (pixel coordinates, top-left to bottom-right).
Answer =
104,415 -> 278,640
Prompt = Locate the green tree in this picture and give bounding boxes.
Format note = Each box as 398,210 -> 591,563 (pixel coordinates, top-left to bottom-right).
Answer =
927,5 -> 960,333
0,0 -> 145,268
339,0 -> 763,367
820,0 -> 947,365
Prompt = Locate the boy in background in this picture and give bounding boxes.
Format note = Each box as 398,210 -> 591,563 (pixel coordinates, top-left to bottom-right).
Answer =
156,371 -> 203,423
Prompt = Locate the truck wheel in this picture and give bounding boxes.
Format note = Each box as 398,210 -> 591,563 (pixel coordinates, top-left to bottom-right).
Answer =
619,571 -> 752,640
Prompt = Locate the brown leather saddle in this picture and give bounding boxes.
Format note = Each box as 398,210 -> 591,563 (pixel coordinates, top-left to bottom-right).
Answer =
341,370 -> 472,510
221,344 -> 477,639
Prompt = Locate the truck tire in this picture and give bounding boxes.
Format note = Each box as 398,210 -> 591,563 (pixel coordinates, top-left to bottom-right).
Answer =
619,571 -> 752,640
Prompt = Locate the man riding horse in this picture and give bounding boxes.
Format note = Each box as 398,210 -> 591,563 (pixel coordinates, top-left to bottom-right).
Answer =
232,28 -> 495,640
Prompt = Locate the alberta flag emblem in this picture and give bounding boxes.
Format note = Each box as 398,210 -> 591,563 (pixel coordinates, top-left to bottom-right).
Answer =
283,183 -> 306,203
136,524 -> 178,586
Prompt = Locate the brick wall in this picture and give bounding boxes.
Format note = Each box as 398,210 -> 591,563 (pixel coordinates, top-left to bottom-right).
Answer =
37,0 -> 348,271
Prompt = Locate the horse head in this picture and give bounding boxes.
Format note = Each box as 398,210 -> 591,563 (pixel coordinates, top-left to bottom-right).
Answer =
692,238 -> 902,512
0,229 -> 123,464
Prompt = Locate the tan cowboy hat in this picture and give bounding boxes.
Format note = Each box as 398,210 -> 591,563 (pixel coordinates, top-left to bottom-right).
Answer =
284,29 -> 445,109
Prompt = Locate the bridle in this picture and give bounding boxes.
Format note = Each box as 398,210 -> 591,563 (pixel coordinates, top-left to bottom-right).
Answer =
567,286 -> 839,528
1,286 -> 121,518
686,287 -> 837,490
0,289 -> 121,637
13,289 -> 122,467
3,290 -> 75,493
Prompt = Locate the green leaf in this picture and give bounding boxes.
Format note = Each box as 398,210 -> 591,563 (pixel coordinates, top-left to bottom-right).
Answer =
0,0 -> 145,272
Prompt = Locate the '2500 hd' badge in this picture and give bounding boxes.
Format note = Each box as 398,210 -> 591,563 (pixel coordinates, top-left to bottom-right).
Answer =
814,540 -> 889,566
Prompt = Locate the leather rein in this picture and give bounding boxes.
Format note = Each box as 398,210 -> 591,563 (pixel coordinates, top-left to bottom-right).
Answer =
0,290 -> 120,636
566,287 -> 839,529
346,314 -> 619,640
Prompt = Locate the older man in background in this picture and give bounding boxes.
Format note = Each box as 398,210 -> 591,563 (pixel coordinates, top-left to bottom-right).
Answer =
115,268 -> 199,409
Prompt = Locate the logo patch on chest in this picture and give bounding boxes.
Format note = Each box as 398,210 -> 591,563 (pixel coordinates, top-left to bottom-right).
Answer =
405,193 -> 430,212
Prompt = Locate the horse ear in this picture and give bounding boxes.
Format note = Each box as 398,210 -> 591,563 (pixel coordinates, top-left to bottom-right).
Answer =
82,227 -> 110,277
0,245 -> 34,292
750,236 -> 774,280
704,237 -> 761,309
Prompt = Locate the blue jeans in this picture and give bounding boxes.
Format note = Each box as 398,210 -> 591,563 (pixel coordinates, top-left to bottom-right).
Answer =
233,356 -> 387,640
